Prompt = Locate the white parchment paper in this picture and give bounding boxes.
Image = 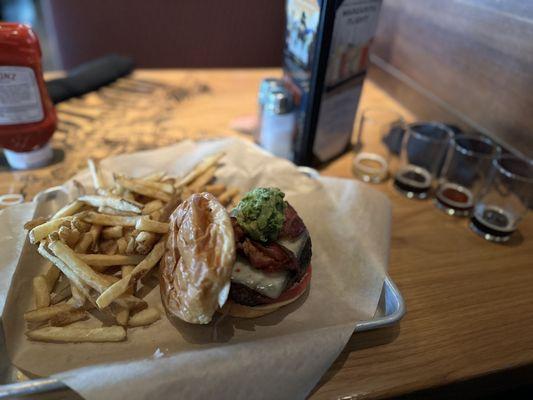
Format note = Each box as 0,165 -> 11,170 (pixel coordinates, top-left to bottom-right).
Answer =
1,138 -> 391,400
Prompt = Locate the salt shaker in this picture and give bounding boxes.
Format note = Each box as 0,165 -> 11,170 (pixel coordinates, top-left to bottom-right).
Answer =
259,88 -> 296,161
256,78 -> 284,143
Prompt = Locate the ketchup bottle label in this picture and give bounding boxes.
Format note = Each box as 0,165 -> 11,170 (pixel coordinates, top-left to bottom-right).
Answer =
0,66 -> 44,125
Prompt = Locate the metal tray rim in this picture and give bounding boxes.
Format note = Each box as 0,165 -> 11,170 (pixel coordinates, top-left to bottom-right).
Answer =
355,275 -> 405,332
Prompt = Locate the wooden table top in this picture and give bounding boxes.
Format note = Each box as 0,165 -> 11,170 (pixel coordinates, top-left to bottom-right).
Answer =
2,69 -> 532,399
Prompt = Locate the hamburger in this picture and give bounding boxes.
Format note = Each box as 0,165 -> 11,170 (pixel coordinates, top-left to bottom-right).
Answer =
160,188 -> 312,323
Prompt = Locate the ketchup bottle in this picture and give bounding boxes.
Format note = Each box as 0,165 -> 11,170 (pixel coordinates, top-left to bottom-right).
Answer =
0,23 -> 57,169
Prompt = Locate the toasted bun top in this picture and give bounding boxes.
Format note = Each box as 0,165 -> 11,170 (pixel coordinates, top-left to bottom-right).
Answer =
160,192 -> 235,324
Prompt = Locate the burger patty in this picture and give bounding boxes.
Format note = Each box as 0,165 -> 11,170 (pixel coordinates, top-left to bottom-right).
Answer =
229,235 -> 312,307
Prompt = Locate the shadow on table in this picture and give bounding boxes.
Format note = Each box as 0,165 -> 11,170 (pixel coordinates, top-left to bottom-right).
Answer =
309,324 -> 402,397
499,230 -> 524,247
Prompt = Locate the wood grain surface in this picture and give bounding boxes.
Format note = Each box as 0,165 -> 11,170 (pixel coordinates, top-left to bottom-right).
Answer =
2,69 -> 532,399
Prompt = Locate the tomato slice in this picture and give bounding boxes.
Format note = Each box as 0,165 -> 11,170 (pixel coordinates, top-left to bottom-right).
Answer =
263,265 -> 312,305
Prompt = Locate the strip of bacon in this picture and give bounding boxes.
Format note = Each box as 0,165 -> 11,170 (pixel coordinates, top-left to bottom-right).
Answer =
241,239 -> 298,273
280,203 -> 305,239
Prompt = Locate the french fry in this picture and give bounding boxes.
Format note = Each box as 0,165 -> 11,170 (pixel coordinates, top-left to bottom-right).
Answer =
43,264 -> 60,291
51,201 -> 84,220
149,211 -> 161,221
142,200 -> 163,215
29,217 -> 72,244
135,217 -> 169,234
48,240 -> 110,293
126,236 -> 136,255
74,231 -> 93,253
33,276 -> 50,308
49,309 -> 88,327
133,179 -> 174,194
71,217 -> 91,233
79,195 -> 142,214
69,283 -> 86,308
24,217 -> 48,231
205,183 -> 226,196
115,174 -> 173,193
109,185 -> 124,197
230,194 -> 242,208
115,177 -> 171,202
116,237 -> 128,254
101,240 -> 118,255
181,187 -> 193,201
128,308 -> 160,327
77,254 -> 144,271
24,303 -> 74,323
102,225 -> 124,239
115,307 -> 129,326
175,152 -> 224,188
42,243 -> 136,310
69,227 -> 83,241
135,231 -> 158,255
50,284 -> 71,305
124,226 -> 135,239
122,190 -> 135,201
58,225 -> 81,247
80,211 -> 139,227
218,187 -> 240,206
72,179 -> 86,196
97,206 -> 138,216
26,326 -> 126,343
122,266 -> 134,295
96,240 -> 165,309
71,228 -> 82,245
188,165 -> 216,192
38,244 -> 95,307
162,177 -> 176,186
89,224 -> 102,252
142,171 -> 166,182
121,295 -> 148,312
88,158 -> 105,191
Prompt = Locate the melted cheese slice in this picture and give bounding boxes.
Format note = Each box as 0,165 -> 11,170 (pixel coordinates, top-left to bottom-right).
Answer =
231,258 -> 288,299
231,233 -> 308,299
277,232 -> 308,258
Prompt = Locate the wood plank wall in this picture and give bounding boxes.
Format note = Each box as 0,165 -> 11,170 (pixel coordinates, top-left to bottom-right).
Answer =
369,0 -> 533,158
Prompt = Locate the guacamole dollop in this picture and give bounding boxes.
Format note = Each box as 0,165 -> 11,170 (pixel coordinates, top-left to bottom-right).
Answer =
234,187 -> 286,242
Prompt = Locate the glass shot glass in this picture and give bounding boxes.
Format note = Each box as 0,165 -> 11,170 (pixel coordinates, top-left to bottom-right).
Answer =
393,122 -> 453,199
469,155 -> 533,242
352,107 -> 404,183
435,134 -> 500,216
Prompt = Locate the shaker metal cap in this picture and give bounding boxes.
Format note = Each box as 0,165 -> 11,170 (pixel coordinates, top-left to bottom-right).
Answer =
258,78 -> 284,105
264,89 -> 294,114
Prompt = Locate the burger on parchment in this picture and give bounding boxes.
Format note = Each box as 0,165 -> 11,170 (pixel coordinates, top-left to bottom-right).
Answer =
160,188 -> 312,324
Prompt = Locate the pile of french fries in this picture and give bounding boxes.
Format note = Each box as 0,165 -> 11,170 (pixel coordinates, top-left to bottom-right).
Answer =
23,152 -> 240,343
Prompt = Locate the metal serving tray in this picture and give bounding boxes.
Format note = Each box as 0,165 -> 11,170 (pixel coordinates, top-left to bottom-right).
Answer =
0,187 -> 405,399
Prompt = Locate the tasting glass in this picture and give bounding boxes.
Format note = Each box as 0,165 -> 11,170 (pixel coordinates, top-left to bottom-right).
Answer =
393,122 -> 453,199
435,134 -> 500,216
352,107 -> 404,183
470,154 -> 533,242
